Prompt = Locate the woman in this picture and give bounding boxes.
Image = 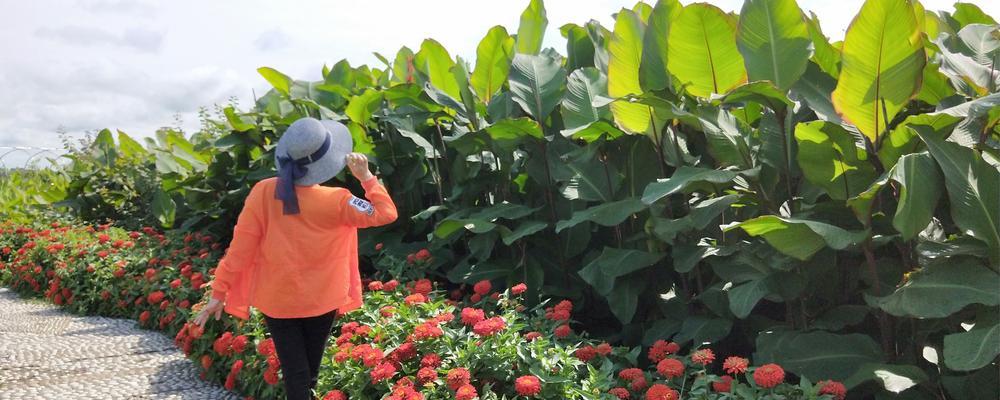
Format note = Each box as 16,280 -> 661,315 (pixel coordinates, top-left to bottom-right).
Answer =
192,117 -> 398,400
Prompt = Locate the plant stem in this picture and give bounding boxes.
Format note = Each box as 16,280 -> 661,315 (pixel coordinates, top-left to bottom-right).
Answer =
863,239 -> 894,360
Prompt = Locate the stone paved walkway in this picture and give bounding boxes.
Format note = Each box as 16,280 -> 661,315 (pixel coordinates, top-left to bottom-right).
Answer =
0,287 -> 242,400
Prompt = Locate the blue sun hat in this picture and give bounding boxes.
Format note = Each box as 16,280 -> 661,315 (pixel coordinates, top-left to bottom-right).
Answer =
274,117 -> 353,215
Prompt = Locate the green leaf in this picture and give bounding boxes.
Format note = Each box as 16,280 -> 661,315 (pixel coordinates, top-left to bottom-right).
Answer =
791,62 -> 841,124
414,39 -> 462,101
875,260 -> 1000,318
515,0 -> 547,55
831,0 -> 926,143
608,8 -> 651,134
486,117 -> 543,142
804,12 -> 841,77
735,0 -> 811,91
699,107 -> 759,169
728,278 -> 771,319
152,189 -> 176,228
651,195 -> 739,243
447,261 -> 513,283
944,320 -> 1000,371
561,68 -> 609,136
471,26 -> 515,104
116,131 -> 147,157
641,167 -> 740,204
916,126 -> 1000,262
390,46 -> 416,85
605,275 -> 648,323
674,316 -> 732,345
555,197 -> 646,233
843,363 -> 928,391
639,0 -> 682,92
724,216 -> 869,261
499,220 -> 548,245
346,122 -> 375,155
849,152 -> 942,237
561,23 -> 595,71
795,121 -> 878,200
257,67 -> 293,96
755,330 -> 883,382
578,247 -> 663,295
878,113 -> 962,169
951,2 -> 998,28
667,3 -> 747,98
508,53 -> 567,122
345,89 -> 384,124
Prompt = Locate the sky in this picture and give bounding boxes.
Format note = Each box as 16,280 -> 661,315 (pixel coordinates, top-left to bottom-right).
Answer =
1,0 -> 997,168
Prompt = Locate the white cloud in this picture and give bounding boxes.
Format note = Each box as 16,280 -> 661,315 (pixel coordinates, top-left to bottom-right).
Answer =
254,29 -> 292,52
35,25 -> 164,52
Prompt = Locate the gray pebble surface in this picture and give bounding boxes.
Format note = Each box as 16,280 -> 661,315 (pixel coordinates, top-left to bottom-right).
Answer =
0,287 -> 243,400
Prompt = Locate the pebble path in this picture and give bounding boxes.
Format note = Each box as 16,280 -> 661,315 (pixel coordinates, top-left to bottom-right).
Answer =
0,287 -> 242,400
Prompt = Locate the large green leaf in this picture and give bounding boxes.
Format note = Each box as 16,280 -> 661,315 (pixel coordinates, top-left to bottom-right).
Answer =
555,197 -> 645,233
608,8 -> 651,134
875,260 -> 1000,318
641,167 -> 740,204
561,68 -> 609,136
639,0 -> 682,92
152,189 -> 176,228
916,126 -> 1000,262
755,330 -> 884,382
515,0 -> 547,55
724,216 -> 869,261
944,319 -> 1000,371
667,3 -> 747,98
843,363 -> 928,391
735,0 -> 811,92
831,0 -> 926,143
849,152 -> 942,238
578,247 -> 663,295
508,52 -> 566,122
345,89 -> 384,124
414,39 -> 462,101
257,67 -> 292,96
471,26 -> 515,104
651,195 -> 740,243
116,131 -> 147,157
877,113 -> 962,169
561,23 -> 595,71
674,316 -> 732,345
804,12 -> 841,77
795,121 -> 878,200
728,278 -> 771,319
699,108 -> 758,169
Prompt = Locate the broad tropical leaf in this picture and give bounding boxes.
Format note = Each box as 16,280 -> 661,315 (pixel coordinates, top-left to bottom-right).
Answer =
795,121 -> 878,200
608,8 -> 651,134
509,52 -> 567,122
515,0 -> 547,55
667,3 -> 747,98
724,216 -> 869,260
736,0 -> 811,91
875,260 -> 1000,318
471,26 -> 515,105
639,0 -> 682,92
831,0 -> 926,143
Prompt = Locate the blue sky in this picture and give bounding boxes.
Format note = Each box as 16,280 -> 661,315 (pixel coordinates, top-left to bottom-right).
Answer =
1,0 -> 996,168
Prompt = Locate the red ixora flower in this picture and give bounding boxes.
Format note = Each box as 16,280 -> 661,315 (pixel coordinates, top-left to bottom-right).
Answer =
473,280 -> 492,296
656,358 -> 684,379
691,348 -> 715,366
618,368 -> 644,381
645,383 -> 679,400
723,356 -> 749,374
514,375 -> 542,397
472,316 -> 506,337
554,324 -> 572,338
322,390 -> 347,400
461,307 -> 485,326
370,362 -> 397,384
648,340 -> 680,362
511,283 -> 527,295
712,375 -> 733,393
817,380 -> 847,400
446,368 -> 471,391
753,363 -> 785,389
608,387 -> 630,399
455,384 -> 477,400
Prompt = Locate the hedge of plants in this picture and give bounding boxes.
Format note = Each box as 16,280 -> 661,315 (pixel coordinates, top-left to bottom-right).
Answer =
0,220 -> 854,399
2,0 -> 999,398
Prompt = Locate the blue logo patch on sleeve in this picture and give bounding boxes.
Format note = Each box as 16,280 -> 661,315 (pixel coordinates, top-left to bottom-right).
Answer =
348,196 -> 374,216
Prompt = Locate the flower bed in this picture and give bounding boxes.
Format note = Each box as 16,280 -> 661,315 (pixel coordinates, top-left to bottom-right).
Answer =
0,220 -> 847,399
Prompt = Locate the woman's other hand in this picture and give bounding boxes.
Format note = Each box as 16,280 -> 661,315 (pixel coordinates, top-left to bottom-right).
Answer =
193,298 -> 224,328
346,152 -> 374,182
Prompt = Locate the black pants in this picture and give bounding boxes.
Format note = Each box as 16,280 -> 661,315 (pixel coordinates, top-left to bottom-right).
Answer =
263,309 -> 337,400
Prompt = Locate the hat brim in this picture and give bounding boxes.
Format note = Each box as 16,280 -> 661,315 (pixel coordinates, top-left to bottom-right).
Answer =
275,120 -> 354,186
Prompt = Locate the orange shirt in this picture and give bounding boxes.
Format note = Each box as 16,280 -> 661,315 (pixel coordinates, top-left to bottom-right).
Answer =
209,175 -> 398,319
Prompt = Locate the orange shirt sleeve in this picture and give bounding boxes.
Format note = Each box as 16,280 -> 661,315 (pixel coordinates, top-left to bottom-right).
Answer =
331,176 -> 398,228
209,182 -> 266,301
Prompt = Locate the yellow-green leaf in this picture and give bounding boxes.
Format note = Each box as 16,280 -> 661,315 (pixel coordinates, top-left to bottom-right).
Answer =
667,3 -> 747,98
471,26 -> 515,104
736,0 -> 811,92
831,0 -> 926,144
608,8 -> 651,134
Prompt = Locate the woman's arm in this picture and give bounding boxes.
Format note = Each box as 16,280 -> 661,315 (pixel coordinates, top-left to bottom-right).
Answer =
209,183 -> 266,301
333,153 -> 398,228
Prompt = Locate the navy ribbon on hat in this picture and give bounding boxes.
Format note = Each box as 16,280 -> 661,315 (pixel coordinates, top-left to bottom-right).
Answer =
274,132 -> 332,215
